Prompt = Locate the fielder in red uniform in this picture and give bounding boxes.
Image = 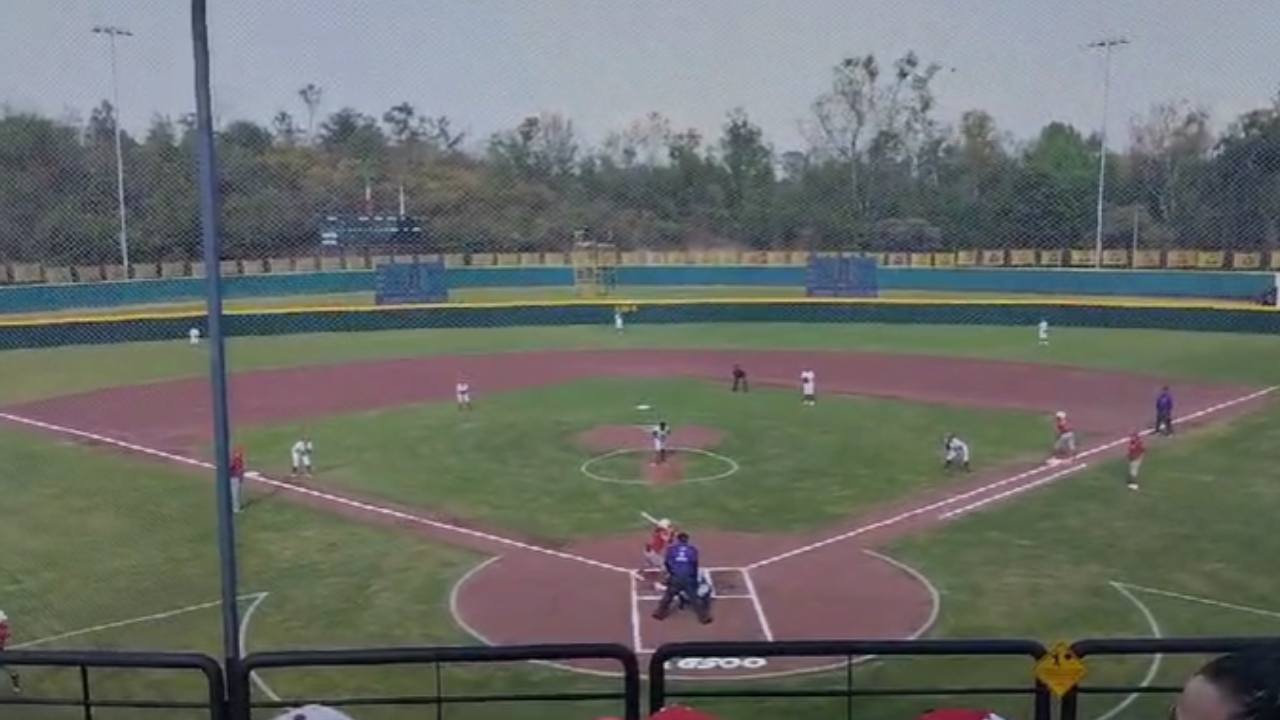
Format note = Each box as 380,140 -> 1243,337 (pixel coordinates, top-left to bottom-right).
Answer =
0,610 -> 21,693
1127,432 -> 1145,491
1052,411 -> 1077,460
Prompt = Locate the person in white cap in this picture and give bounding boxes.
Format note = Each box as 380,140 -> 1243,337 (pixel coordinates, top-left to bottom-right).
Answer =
271,704 -> 356,720
943,434 -> 971,472
0,610 -> 20,693
801,370 -> 817,406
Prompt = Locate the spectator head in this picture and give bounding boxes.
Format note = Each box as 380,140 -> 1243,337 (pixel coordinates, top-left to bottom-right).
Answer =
1173,649 -> 1280,720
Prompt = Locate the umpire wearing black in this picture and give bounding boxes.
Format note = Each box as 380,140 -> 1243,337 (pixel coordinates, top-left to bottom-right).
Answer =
652,533 -> 712,624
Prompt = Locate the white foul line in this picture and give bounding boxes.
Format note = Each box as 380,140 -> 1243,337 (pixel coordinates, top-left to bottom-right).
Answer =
0,412 -> 631,576
741,569 -> 775,641
749,385 -> 1275,570
628,575 -> 645,653
1114,582 -> 1280,620
13,593 -> 266,650
938,463 -> 1089,519
1095,582 -> 1164,720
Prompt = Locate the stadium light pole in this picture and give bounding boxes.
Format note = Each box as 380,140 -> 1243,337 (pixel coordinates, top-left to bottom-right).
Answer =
1087,36 -> 1129,269
92,25 -> 133,275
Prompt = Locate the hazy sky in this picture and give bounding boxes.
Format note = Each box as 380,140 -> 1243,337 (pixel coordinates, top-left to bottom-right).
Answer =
3,1 -> 1278,153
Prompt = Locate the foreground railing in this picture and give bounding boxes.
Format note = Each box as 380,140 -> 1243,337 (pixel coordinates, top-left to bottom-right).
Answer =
3,637 -> 1278,719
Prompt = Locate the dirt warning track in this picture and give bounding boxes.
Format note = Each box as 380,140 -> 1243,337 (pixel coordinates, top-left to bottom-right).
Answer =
2,349 -> 1268,679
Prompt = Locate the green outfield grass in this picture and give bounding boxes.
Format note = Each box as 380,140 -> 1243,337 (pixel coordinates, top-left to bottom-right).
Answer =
5,391 -> 1277,719
234,378 -> 1048,540
3,323 -> 1280,407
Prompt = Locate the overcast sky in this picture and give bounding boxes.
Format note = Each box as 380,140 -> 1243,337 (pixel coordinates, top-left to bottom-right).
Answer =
3,0 -> 1278,152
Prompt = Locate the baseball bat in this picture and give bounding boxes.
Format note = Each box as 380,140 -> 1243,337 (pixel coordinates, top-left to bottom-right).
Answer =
640,511 -> 661,526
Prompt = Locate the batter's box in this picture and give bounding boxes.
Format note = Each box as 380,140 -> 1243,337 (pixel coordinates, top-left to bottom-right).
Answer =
631,568 -> 772,653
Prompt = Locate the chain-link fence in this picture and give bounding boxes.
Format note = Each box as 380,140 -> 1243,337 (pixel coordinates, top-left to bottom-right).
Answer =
5,3 -> 1280,720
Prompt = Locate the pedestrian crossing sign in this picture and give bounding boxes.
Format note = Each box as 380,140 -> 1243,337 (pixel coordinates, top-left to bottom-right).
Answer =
1034,641 -> 1086,697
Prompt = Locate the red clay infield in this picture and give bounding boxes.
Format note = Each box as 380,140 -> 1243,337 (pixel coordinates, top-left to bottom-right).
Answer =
1,349 -> 1270,680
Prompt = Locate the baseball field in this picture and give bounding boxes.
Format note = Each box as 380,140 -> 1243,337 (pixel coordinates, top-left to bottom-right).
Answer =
4,319 -> 1280,719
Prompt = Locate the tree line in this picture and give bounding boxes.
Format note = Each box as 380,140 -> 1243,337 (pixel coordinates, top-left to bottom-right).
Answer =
2,52 -> 1279,264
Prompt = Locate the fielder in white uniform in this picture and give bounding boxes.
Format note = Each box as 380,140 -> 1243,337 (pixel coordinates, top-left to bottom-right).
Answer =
614,308 -> 625,333
1038,319 -> 1050,346
188,327 -> 201,346
801,370 -> 817,406
651,421 -> 671,464
943,434 -> 971,471
290,438 -> 313,476
456,380 -> 472,410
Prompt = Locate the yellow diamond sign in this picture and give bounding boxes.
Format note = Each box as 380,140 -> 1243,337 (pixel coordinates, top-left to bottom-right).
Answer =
1035,641 -> 1087,697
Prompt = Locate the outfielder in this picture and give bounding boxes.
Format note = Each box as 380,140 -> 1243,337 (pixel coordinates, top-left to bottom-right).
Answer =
943,434 -> 971,471
291,437 -> 313,477
614,308 -> 625,334
188,327 -> 201,346
801,370 -> 816,406
0,610 -> 20,693
1038,319 -> 1050,347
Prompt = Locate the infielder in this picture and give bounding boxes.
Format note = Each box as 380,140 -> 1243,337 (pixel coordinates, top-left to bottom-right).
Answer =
1052,411 -> 1076,460
1038,319 -> 1050,347
229,446 -> 246,513
0,610 -> 20,693
801,370 -> 817,406
456,378 -> 473,410
290,437 -> 313,477
731,364 -> 749,393
943,434 -> 971,471
651,421 -> 671,465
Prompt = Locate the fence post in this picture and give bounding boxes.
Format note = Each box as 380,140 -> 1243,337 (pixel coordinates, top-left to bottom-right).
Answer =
1060,688 -> 1079,720
648,651 -> 668,714
78,664 -> 93,720
1034,681 -> 1053,720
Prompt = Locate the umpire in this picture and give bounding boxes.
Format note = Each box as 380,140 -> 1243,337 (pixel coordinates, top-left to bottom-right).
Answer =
1156,386 -> 1175,435
652,533 -> 713,624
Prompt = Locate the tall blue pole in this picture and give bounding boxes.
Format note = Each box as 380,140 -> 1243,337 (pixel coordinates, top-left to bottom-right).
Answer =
190,0 -> 241,666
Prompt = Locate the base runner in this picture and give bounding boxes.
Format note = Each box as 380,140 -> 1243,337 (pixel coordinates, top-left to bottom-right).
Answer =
1127,431 -> 1145,491
1052,411 -> 1076,461
230,446 -> 246,513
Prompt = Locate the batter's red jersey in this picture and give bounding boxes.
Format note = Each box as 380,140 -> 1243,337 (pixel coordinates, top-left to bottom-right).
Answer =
1128,435 -> 1145,460
1055,417 -> 1072,435
646,528 -> 675,554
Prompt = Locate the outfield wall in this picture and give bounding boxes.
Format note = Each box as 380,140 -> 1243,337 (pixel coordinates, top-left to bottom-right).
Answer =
0,266 -> 1277,315
2,299 -> 1278,350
